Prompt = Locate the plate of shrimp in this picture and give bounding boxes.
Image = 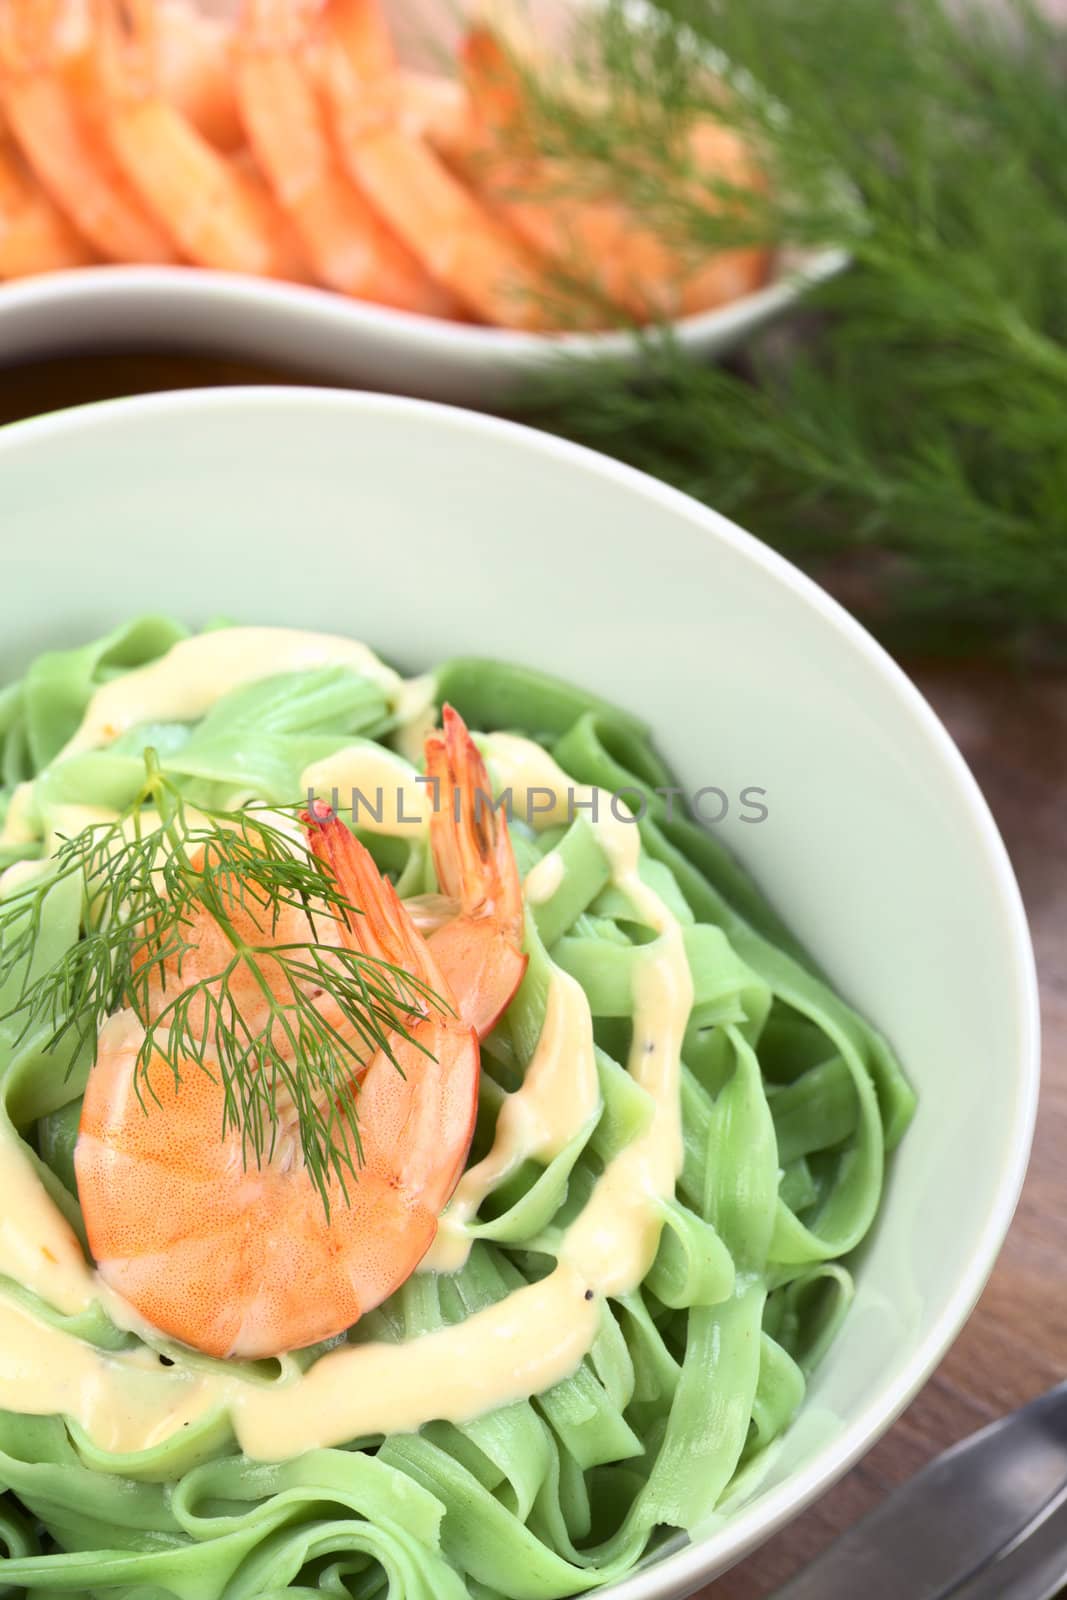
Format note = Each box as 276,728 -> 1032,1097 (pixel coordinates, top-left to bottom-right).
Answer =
0,0 -> 845,401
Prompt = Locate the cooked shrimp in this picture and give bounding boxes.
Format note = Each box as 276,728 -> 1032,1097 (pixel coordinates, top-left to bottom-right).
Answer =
679,118 -> 771,315
315,0 -> 584,330
397,69 -> 471,160
0,113 -> 96,275
460,26 -> 769,321
129,833 -> 344,1039
75,810 -> 480,1359
0,0 -> 176,263
56,0 -> 242,149
152,0 -> 243,152
234,0 -> 457,313
92,0 -> 309,278
424,705 -> 527,1039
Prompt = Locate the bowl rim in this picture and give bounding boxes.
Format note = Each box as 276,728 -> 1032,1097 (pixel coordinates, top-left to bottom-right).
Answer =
0,246 -> 848,365
0,385 -> 1041,1599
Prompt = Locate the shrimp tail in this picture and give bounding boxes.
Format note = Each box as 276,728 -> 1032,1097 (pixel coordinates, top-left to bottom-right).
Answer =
94,0 -> 156,97
461,25 -> 527,138
303,801 -> 444,989
426,705 -> 523,925
315,0 -> 395,79
423,706 -> 527,1037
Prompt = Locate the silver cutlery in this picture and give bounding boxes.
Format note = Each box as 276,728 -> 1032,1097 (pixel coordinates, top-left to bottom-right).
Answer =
772,1380 -> 1067,1600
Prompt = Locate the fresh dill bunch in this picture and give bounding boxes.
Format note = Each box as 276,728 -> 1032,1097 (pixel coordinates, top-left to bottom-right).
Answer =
509,0 -> 1067,655
0,752 -> 440,1213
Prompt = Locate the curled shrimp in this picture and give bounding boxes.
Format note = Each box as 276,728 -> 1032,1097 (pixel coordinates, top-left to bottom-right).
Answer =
315,0 -> 585,330
424,705 -> 527,1039
460,27 -> 770,322
234,0 -> 457,313
396,69 -> 471,161
75,811 -> 480,1360
0,0 -> 176,263
150,0 -> 244,153
91,0 -> 309,279
66,0 -> 247,150
0,111 -> 96,275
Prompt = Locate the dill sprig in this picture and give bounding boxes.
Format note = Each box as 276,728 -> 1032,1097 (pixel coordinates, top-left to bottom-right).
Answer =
508,0 -> 1067,656
0,752 -> 441,1213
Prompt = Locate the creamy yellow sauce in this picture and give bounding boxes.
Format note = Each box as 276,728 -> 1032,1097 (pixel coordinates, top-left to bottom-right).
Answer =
479,737 -> 693,1297
521,849 -> 565,906
0,1266 -> 600,1457
59,628 -> 401,759
0,800 -> 137,863
0,1137 -> 95,1316
423,966 -> 601,1274
0,781 -> 37,847
301,744 -> 429,837
391,673 -> 438,768
0,630 -> 693,1462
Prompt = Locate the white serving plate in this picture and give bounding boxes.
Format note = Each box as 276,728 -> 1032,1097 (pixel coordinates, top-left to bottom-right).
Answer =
0,387 -> 1040,1597
0,0 -> 845,403
0,248 -> 846,406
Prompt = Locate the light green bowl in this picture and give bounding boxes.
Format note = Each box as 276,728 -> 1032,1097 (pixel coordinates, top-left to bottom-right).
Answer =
0,388 -> 1040,1598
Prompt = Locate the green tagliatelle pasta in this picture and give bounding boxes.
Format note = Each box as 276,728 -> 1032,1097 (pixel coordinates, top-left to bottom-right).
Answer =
0,622 -> 915,1599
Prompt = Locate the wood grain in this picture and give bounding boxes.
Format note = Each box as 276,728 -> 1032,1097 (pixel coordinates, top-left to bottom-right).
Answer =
0,355 -> 1062,1598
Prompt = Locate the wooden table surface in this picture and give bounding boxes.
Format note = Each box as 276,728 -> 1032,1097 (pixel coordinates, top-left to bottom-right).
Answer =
1,354 -> 1063,1598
